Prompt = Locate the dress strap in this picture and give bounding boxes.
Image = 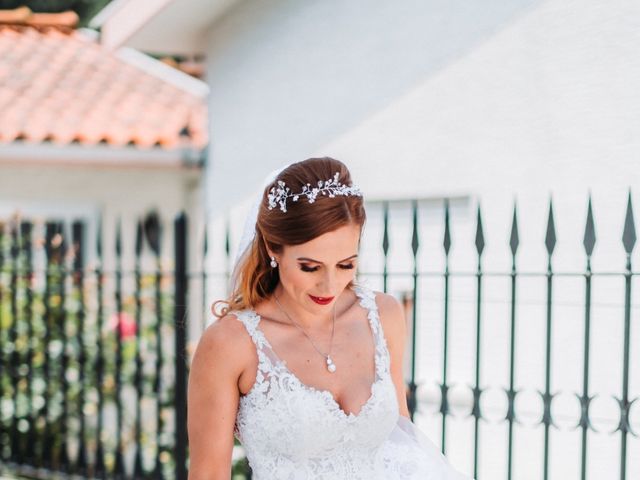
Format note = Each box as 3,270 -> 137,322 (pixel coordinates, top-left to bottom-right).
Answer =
233,309 -> 262,344
352,282 -> 391,377
232,309 -> 280,381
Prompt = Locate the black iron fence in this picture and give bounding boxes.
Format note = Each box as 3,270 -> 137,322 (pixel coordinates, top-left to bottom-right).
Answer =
0,213 -> 189,479
0,194 -> 638,480
371,195 -> 639,480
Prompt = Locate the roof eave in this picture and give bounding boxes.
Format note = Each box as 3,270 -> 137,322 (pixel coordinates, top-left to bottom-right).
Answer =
91,0 -> 240,54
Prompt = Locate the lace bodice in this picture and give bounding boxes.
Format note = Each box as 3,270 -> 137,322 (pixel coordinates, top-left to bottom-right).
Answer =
233,283 -> 399,479
232,283 -> 474,480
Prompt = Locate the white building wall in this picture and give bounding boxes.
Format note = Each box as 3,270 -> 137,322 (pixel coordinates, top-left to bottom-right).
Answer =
203,0 -> 542,211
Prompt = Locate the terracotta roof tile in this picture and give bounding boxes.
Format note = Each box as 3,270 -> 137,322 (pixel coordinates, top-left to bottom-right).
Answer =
0,21 -> 208,150
0,6 -> 79,27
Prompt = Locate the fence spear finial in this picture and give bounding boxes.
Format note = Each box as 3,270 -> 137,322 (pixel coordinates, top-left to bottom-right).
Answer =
475,203 -> 485,256
509,202 -> 519,256
443,199 -> 451,255
545,197 -> 556,256
622,190 -> 636,255
583,195 -> 596,257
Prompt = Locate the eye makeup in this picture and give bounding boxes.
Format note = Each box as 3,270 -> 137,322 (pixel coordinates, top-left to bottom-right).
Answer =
299,263 -> 355,272
297,254 -> 358,263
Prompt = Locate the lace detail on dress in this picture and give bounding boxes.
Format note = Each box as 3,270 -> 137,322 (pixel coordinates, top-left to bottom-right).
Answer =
354,282 -> 391,379
231,283 -> 474,479
232,283 -> 398,479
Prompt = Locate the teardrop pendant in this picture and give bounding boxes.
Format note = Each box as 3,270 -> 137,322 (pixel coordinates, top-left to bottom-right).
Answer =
326,355 -> 336,373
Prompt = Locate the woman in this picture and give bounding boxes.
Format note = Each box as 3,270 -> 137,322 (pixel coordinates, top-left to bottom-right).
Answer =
187,157 -> 473,479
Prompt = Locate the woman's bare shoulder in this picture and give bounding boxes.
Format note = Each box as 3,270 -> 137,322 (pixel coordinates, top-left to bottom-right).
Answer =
191,312 -> 255,375
373,291 -> 404,317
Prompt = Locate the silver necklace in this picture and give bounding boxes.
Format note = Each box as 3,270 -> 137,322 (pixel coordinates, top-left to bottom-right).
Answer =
274,294 -> 337,373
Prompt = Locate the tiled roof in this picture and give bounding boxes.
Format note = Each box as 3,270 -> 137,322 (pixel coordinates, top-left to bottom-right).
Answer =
0,12 -> 208,150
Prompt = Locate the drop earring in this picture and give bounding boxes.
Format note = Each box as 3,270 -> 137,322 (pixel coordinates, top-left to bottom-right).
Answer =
270,256 -> 278,268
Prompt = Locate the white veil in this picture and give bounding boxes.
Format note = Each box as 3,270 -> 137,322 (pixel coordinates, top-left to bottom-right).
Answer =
228,163 -> 292,294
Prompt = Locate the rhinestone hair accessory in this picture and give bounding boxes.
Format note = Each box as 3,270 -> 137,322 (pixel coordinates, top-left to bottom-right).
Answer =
267,172 -> 362,213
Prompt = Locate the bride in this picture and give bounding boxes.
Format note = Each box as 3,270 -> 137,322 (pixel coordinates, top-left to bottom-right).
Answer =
187,157 -> 474,479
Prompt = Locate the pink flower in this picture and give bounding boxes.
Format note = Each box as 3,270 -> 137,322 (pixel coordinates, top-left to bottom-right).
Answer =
109,311 -> 137,339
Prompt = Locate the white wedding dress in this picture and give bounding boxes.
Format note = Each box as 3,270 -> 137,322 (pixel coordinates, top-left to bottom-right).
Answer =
232,283 -> 474,480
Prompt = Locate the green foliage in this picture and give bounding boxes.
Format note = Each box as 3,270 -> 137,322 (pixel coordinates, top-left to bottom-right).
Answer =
0,222 -> 252,477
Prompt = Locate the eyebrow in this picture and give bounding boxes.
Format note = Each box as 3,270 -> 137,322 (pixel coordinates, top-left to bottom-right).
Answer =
297,254 -> 358,264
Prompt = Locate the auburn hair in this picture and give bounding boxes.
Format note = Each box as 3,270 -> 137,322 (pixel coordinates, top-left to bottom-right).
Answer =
212,157 -> 366,318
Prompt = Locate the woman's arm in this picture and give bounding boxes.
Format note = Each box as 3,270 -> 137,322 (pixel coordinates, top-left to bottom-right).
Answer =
376,292 -> 412,418
187,314 -> 253,479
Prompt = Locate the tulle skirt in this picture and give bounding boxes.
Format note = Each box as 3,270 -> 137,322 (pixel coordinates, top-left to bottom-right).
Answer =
375,416 -> 475,479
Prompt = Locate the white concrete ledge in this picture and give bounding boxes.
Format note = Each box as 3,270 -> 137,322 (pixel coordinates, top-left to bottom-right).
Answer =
0,142 -> 204,169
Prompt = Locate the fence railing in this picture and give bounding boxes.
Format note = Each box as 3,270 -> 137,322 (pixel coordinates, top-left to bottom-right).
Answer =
372,195 -> 638,480
0,213 -> 189,479
0,193 -> 638,480
369,195 -> 638,480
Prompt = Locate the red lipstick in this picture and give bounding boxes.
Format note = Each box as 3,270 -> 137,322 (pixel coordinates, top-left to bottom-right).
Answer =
309,294 -> 334,305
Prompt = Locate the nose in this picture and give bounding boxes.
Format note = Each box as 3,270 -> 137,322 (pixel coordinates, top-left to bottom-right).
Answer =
317,269 -> 336,295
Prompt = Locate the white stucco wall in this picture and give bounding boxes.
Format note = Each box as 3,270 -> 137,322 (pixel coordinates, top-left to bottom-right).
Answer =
205,0 -> 538,210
